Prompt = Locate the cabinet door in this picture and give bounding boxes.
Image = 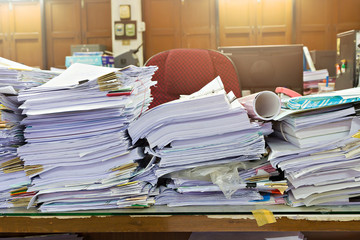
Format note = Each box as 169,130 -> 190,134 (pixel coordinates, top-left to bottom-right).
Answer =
143,0 -> 181,60
81,0 -> 112,51
295,0 -> 335,51
334,0 -> 360,34
143,0 -> 216,61
0,3 -> 10,59
46,0 -> 81,68
181,0 -> 216,49
8,1 -> 43,68
256,0 -> 293,45
218,0 -> 256,46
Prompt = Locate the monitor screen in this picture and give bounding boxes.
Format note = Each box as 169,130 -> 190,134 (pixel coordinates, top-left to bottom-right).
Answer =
219,44 -> 304,95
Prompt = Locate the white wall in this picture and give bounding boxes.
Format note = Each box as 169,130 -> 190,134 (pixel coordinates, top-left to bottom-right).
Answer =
111,0 -> 144,66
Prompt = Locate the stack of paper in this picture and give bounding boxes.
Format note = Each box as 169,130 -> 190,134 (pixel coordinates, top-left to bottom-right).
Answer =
272,104 -> 355,148
17,63 -> 158,212
128,77 -> 285,207
0,57 -> 59,92
268,102 -> 360,206
265,232 -> 306,240
303,69 -> 332,95
0,60 -> 60,209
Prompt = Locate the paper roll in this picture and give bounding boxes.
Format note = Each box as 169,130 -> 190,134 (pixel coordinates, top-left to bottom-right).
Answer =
238,91 -> 281,121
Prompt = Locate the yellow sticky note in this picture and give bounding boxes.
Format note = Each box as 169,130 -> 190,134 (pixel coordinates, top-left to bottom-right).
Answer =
352,131 -> 360,139
252,209 -> 276,227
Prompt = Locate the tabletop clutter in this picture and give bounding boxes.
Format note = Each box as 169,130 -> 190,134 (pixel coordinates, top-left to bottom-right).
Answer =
0,59 -> 360,212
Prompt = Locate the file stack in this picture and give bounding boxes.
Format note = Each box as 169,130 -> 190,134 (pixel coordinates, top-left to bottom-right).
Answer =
17,63 -> 158,212
128,77 -> 285,207
268,103 -> 360,206
0,60 -> 60,209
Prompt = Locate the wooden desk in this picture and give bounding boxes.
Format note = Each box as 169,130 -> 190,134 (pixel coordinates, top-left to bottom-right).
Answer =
1,205 -> 360,233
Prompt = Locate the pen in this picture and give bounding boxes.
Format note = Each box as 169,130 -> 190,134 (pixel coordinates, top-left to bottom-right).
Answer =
326,76 -> 329,87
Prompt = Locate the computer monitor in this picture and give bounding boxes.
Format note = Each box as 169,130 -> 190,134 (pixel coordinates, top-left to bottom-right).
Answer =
218,44 -> 304,95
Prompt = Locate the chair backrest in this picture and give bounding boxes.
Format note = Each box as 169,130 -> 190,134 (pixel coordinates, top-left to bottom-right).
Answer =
145,48 -> 241,108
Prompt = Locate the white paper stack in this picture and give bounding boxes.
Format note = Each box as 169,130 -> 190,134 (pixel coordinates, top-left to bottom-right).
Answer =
265,232 -> 306,240
128,77 -> 285,206
0,59 -> 60,209
268,103 -> 360,206
17,63 -> 158,212
0,57 -> 59,92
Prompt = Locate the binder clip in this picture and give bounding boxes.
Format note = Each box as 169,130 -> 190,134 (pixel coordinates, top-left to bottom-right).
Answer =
275,87 -> 302,108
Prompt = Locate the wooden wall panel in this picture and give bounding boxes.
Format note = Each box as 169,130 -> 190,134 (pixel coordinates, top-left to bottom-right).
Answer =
181,0 -> 216,49
257,0 -> 292,45
82,0 -> 112,51
335,0 -> 360,33
9,1 -> 42,67
218,0 -> 255,46
45,0 -> 81,68
295,0 -> 335,50
143,0 -> 181,59
0,3 -> 10,59
143,0 -> 216,61
218,0 -> 292,47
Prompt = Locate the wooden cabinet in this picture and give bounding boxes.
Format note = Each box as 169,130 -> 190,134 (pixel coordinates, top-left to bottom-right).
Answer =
295,0 -> 360,51
334,0 -> 360,34
219,0 -> 293,47
45,0 -> 111,69
0,3 -> 10,59
143,0 -> 216,61
295,0 -> 335,51
0,1 -> 43,68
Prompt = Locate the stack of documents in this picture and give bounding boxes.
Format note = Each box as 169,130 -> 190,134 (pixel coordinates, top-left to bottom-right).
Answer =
303,69 -> 330,95
265,232 -> 306,240
0,57 -> 59,92
129,77 -> 286,206
268,101 -> 360,206
17,63 -> 158,212
0,59 -> 60,209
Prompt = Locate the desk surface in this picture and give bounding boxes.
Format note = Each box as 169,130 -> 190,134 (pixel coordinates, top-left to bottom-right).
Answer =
1,205 -> 360,232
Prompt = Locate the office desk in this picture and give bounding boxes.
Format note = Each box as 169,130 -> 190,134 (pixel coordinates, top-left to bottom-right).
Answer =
1,205 -> 360,233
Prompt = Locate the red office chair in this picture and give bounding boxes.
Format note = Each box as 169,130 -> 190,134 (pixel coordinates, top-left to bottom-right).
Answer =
145,48 -> 242,108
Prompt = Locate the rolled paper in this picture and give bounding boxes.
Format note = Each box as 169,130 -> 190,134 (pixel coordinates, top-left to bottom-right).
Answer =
238,91 -> 281,121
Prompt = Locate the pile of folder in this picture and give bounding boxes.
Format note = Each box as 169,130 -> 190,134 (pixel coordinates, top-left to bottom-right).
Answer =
268,89 -> 360,206
0,61 -> 60,209
17,63 -> 158,212
129,77 -> 286,207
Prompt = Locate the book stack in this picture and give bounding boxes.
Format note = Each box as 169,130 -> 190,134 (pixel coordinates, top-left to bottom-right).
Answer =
17,63 -> 158,212
129,77 -> 286,207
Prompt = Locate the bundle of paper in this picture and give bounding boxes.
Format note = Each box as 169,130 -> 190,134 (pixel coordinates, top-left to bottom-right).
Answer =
265,232 -> 306,240
273,104 -> 355,148
128,77 -> 286,206
0,60 -> 60,209
0,57 -> 60,92
17,63 -> 158,212
268,103 -> 360,206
